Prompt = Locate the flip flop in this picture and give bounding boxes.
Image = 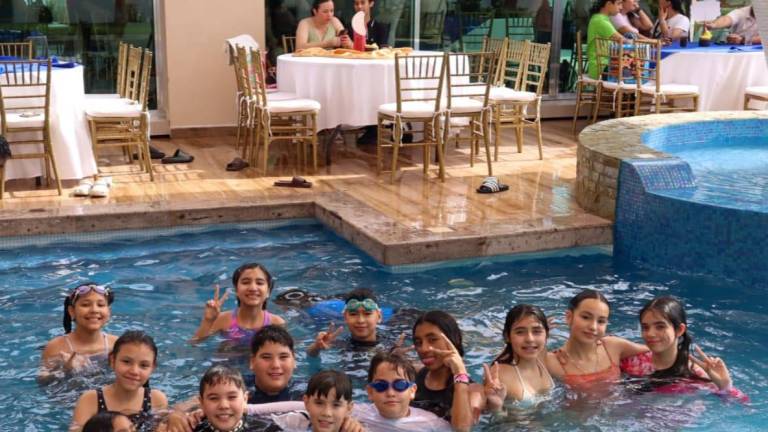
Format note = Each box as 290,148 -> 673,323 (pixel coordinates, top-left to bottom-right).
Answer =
89,176 -> 112,198
73,178 -> 94,197
226,157 -> 249,171
476,176 -> 509,194
161,149 -> 194,164
273,176 -> 312,188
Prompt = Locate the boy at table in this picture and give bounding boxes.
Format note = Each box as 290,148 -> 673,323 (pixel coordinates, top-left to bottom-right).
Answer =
705,5 -> 761,45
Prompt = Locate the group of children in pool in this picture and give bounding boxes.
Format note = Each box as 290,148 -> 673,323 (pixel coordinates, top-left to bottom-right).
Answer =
40,262 -> 746,432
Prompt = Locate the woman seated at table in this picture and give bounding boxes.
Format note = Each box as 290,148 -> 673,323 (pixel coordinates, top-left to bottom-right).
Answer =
652,0 -> 689,42
587,0 -> 626,79
296,0 -> 353,50
705,6 -> 761,45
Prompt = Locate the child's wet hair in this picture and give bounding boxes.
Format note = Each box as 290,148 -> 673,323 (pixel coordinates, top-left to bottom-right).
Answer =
305,370 -> 353,402
82,411 -> 130,432
250,325 -> 294,355
62,282 -> 115,334
111,330 -> 158,364
344,288 -> 377,303
568,289 -> 610,312
199,364 -> 247,397
368,351 -> 416,382
412,310 -> 464,357
494,304 -> 549,364
639,296 -> 699,380
232,262 -> 274,308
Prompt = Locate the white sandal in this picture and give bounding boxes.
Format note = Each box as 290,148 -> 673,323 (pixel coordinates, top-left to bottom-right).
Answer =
73,178 -> 94,197
89,176 -> 112,198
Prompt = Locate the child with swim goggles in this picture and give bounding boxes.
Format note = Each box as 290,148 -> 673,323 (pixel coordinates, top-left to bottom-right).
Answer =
71,330 -> 168,432
193,263 -> 285,343
545,289 -> 647,392
40,282 -> 118,380
307,289 -> 384,356
621,296 -> 747,401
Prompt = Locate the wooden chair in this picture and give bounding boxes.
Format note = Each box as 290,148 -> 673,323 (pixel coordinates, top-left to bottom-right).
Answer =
458,10 -> 495,53
116,41 -> 129,97
282,35 -> 296,53
238,46 -> 319,175
444,51 -> 497,176
489,41 -> 550,160
485,39 -> 528,160
571,31 -> 599,133
593,37 -> 636,121
421,11 -> 447,50
482,37 -> 508,86
377,53 -> 446,182
633,39 -> 699,115
0,41 -> 33,59
505,14 -> 534,40
86,47 -> 155,180
0,58 -> 61,198
744,86 -> 768,110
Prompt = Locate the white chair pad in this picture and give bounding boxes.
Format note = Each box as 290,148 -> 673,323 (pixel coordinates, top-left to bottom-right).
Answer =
378,101 -> 439,118
85,99 -> 143,117
641,83 -> 699,95
449,117 -> 471,127
488,87 -> 536,102
745,86 -> 768,98
447,97 -> 485,113
267,98 -> 320,113
5,112 -> 45,128
266,91 -> 298,102
580,74 -> 599,84
602,81 -> 636,90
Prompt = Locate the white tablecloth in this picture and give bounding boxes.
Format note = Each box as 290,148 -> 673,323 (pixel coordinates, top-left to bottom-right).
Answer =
4,66 -> 96,180
661,51 -> 768,111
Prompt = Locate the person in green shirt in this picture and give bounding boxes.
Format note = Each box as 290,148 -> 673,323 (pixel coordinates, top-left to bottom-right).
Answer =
587,0 -> 626,79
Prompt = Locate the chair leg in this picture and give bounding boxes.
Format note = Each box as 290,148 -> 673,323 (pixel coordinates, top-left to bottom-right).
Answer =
493,106 -> 501,162
390,119 -> 402,183
536,119 -> 543,160
45,133 -> 63,195
311,113 -> 318,173
435,117 -> 445,182
422,121 -> 429,175
0,165 -> 5,199
572,81 -> 583,134
592,86 -> 602,123
481,113 -> 493,177
376,116 -> 383,175
262,127 -> 270,176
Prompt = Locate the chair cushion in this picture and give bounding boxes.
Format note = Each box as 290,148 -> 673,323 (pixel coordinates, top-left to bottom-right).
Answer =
85,99 -> 143,117
488,87 -> 537,102
447,97 -> 484,113
601,81 -> 637,90
640,83 -> 699,95
580,74 -> 599,84
378,101 -> 439,117
745,86 -> 768,98
5,112 -> 44,128
266,91 -> 298,102
267,98 -> 320,113
449,117 -> 471,127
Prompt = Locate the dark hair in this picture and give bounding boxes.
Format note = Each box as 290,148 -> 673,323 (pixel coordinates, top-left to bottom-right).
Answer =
412,310 -> 464,357
667,0 -> 684,15
250,325 -> 295,355
232,263 -> 274,308
63,282 -> 115,334
568,289 -> 610,312
344,288 -> 377,303
639,296 -> 701,380
306,370 -> 353,401
494,304 -> 549,364
312,0 -> 333,13
110,330 -> 158,389
368,351 -> 416,382
82,411 -> 130,432
590,0 -> 620,15
199,364 -> 247,397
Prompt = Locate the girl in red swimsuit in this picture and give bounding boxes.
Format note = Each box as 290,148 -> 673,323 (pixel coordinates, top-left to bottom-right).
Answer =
545,289 -> 647,393
621,296 -> 747,401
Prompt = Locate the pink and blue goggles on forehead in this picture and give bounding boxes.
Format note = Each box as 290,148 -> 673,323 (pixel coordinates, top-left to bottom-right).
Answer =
69,283 -> 111,301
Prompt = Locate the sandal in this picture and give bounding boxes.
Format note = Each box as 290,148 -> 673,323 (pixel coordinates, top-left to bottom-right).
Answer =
476,176 -> 509,194
73,178 -> 94,197
226,157 -> 249,171
161,149 -> 194,164
89,176 -> 112,198
274,176 -> 312,188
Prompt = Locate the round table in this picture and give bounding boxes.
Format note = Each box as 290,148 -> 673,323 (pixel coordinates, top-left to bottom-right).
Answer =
3,65 -> 96,181
661,45 -> 768,111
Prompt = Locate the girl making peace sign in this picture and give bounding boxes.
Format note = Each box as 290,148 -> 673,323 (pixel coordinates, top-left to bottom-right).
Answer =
192,263 -> 285,343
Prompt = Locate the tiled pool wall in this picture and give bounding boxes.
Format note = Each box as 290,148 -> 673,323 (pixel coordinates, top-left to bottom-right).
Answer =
578,112 -> 768,285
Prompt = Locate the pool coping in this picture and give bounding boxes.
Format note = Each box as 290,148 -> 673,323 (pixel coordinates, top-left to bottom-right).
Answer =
576,111 -> 768,220
0,190 -> 612,266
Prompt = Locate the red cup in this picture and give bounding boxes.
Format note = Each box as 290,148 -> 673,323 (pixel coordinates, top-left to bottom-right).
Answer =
353,33 -> 365,52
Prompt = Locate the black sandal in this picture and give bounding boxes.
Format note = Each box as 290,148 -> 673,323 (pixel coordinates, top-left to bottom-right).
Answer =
476,176 -> 509,194
226,157 -> 249,171
161,149 -> 194,164
274,176 -> 312,188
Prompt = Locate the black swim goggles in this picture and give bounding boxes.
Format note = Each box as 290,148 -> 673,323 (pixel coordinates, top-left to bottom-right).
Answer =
368,379 -> 413,393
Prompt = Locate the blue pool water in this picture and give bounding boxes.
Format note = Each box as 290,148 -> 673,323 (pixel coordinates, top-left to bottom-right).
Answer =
1,220 -> 766,431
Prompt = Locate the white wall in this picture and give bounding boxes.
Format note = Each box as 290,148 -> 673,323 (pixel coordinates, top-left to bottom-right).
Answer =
162,0 -> 265,131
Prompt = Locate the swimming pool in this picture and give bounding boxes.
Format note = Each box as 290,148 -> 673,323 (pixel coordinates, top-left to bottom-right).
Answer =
1,220 -> 765,431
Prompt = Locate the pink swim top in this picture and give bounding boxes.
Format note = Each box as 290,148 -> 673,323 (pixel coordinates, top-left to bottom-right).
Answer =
562,343 -> 621,391
621,351 -> 749,402
227,308 -> 272,341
